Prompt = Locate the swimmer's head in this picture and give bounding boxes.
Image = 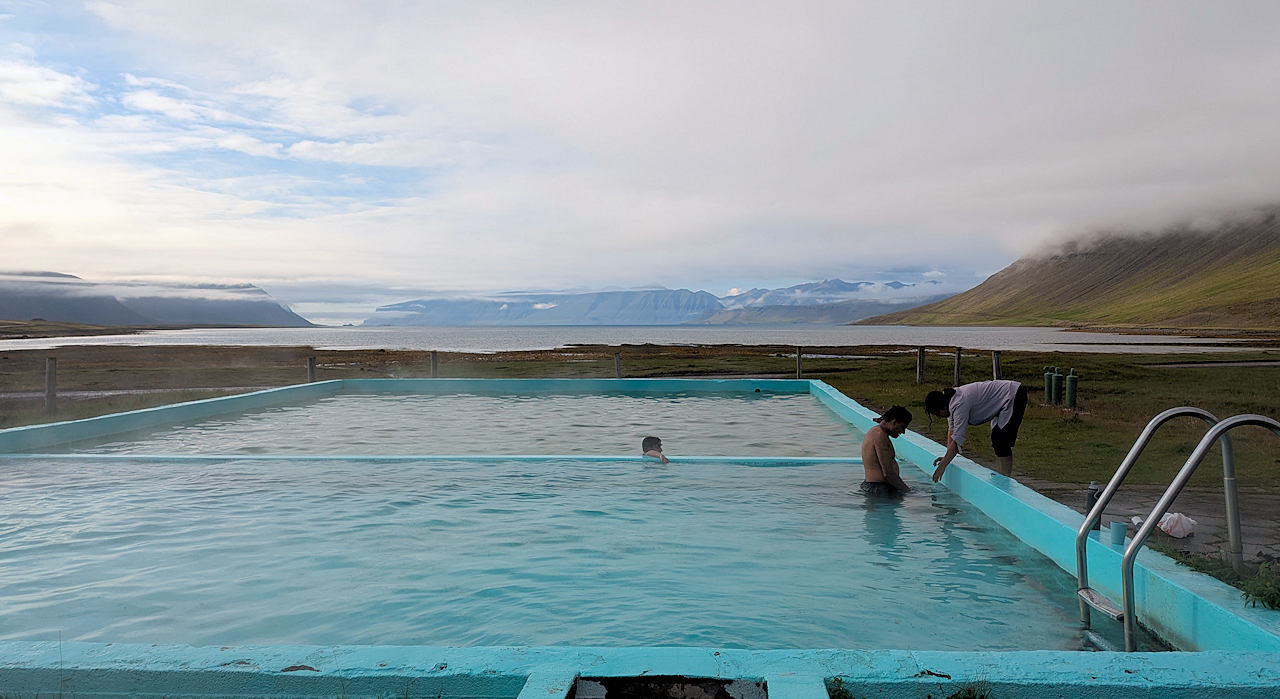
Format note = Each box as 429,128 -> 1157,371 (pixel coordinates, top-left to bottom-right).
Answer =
874,405 -> 913,436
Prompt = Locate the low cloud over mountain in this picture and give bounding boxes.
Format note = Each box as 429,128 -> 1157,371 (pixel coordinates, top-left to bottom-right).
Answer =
862,210 -> 1280,329
0,272 -> 314,327
719,279 -> 940,309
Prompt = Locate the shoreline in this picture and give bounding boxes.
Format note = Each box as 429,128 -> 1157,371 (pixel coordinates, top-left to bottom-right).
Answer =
0,320 -> 278,340
4,319 -> 1278,343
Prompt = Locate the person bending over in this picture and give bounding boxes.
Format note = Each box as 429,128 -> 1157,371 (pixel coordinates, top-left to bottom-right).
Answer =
642,436 -> 669,464
859,405 -> 913,497
925,379 -> 1028,481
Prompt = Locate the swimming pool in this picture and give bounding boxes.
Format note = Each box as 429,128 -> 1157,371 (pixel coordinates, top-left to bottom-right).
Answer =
1,378 -> 1278,697
2,455 -> 1115,650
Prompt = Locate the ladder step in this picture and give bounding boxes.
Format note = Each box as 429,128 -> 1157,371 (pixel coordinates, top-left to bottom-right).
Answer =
1078,588 -> 1125,621
1082,629 -> 1119,652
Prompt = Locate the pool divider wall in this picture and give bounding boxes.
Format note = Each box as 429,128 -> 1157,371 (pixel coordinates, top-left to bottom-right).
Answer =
4,642 -> 1280,699
0,380 -> 344,453
336,377 -> 813,394
808,379 -> 1280,653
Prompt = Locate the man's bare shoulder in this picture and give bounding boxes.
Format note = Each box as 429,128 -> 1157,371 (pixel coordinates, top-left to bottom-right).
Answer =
862,424 -> 890,445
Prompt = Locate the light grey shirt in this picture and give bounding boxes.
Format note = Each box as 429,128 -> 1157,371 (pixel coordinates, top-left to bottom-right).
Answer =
947,380 -> 1022,448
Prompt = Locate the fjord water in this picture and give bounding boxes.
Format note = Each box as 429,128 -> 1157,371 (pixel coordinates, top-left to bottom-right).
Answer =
0,456 -> 1123,650
0,324 -> 1247,353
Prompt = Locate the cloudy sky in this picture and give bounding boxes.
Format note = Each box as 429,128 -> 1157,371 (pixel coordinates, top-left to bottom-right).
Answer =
3,1 -> 1280,323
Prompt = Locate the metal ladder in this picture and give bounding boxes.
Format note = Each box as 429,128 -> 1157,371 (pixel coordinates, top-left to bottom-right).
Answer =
1117,414 -> 1280,651
1074,407 -> 1238,649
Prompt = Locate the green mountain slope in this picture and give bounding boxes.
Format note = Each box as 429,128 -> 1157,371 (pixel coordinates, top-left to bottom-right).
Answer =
862,211 -> 1280,329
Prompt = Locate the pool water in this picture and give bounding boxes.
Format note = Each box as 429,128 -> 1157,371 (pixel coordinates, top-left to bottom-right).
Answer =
68,393 -> 865,456
0,455 -> 1137,651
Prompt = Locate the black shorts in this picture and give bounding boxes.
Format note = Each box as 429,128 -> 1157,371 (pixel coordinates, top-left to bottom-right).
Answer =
990,385 -> 1029,458
859,481 -> 902,497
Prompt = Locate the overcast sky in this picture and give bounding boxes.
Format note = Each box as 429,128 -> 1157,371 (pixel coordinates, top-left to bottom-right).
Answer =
3,1 -> 1280,322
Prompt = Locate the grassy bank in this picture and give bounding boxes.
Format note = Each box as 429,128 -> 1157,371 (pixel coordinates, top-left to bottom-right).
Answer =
0,319 -> 149,339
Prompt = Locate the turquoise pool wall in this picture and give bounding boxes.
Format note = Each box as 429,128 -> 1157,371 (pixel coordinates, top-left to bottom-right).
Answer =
335,377 -> 814,394
2,377 -> 1279,698
4,642 -> 1280,698
0,380 -> 343,453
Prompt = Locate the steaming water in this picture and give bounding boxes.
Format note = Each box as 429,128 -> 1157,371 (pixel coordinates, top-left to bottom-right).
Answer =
67,393 -> 866,456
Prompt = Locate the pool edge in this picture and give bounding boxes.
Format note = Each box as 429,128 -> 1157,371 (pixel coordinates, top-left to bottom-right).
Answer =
4,643 -> 1279,698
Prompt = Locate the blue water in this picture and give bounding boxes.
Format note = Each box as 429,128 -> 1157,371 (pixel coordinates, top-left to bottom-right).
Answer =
70,393 -> 866,457
0,456 -> 1121,650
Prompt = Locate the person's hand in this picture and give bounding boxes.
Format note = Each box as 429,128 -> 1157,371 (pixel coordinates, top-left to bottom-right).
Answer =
932,457 -> 947,482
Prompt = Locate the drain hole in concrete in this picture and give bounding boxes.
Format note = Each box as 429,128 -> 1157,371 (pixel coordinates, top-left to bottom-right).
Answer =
571,676 -> 767,699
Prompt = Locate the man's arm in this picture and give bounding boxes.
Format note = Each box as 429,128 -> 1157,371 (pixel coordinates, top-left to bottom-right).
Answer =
881,455 -> 911,493
872,438 -> 911,492
644,449 -> 669,464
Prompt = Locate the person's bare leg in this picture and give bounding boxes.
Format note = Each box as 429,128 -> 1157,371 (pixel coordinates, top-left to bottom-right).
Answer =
995,456 -> 1013,477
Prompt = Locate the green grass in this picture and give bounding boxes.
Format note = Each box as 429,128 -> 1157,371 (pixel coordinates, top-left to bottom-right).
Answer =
0,389 -> 246,429
1146,542 -> 1280,610
1243,562 -> 1280,609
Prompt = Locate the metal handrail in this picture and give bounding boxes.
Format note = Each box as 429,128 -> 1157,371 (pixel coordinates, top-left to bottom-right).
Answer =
1121,414 -> 1280,651
1075,407 -> 1233,627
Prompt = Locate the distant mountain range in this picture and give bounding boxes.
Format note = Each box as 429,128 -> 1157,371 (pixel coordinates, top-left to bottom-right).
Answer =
363,279 -> 946,326
0,272 -> 313,327
701,298 -> 948,324
0,272 -> 949,329
370,289 -> 724,326
720,279 -> 925,308
863,210 -> 1280,329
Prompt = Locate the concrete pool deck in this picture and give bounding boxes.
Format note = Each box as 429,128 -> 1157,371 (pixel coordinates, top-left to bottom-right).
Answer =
5,642 -> 1280,698
1026,478 -> 1280,561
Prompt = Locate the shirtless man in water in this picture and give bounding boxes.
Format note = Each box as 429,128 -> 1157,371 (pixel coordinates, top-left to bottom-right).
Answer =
859,405 -> 913,496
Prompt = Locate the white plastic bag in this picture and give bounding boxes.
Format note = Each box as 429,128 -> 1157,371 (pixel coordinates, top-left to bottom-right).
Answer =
1129,513 -> 1198,538
1157,512 -> 1197,538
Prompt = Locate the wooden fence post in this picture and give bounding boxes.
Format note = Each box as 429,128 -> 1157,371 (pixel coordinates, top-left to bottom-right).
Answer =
307,356 -> 317,382
796,347 -> 803,379
916,347 -> 925,384
992,351 -> 1002,380
614,352 -> 622,379
44,357 -> 57,414
953,346 -> 962,386
430,351 -> 438,378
